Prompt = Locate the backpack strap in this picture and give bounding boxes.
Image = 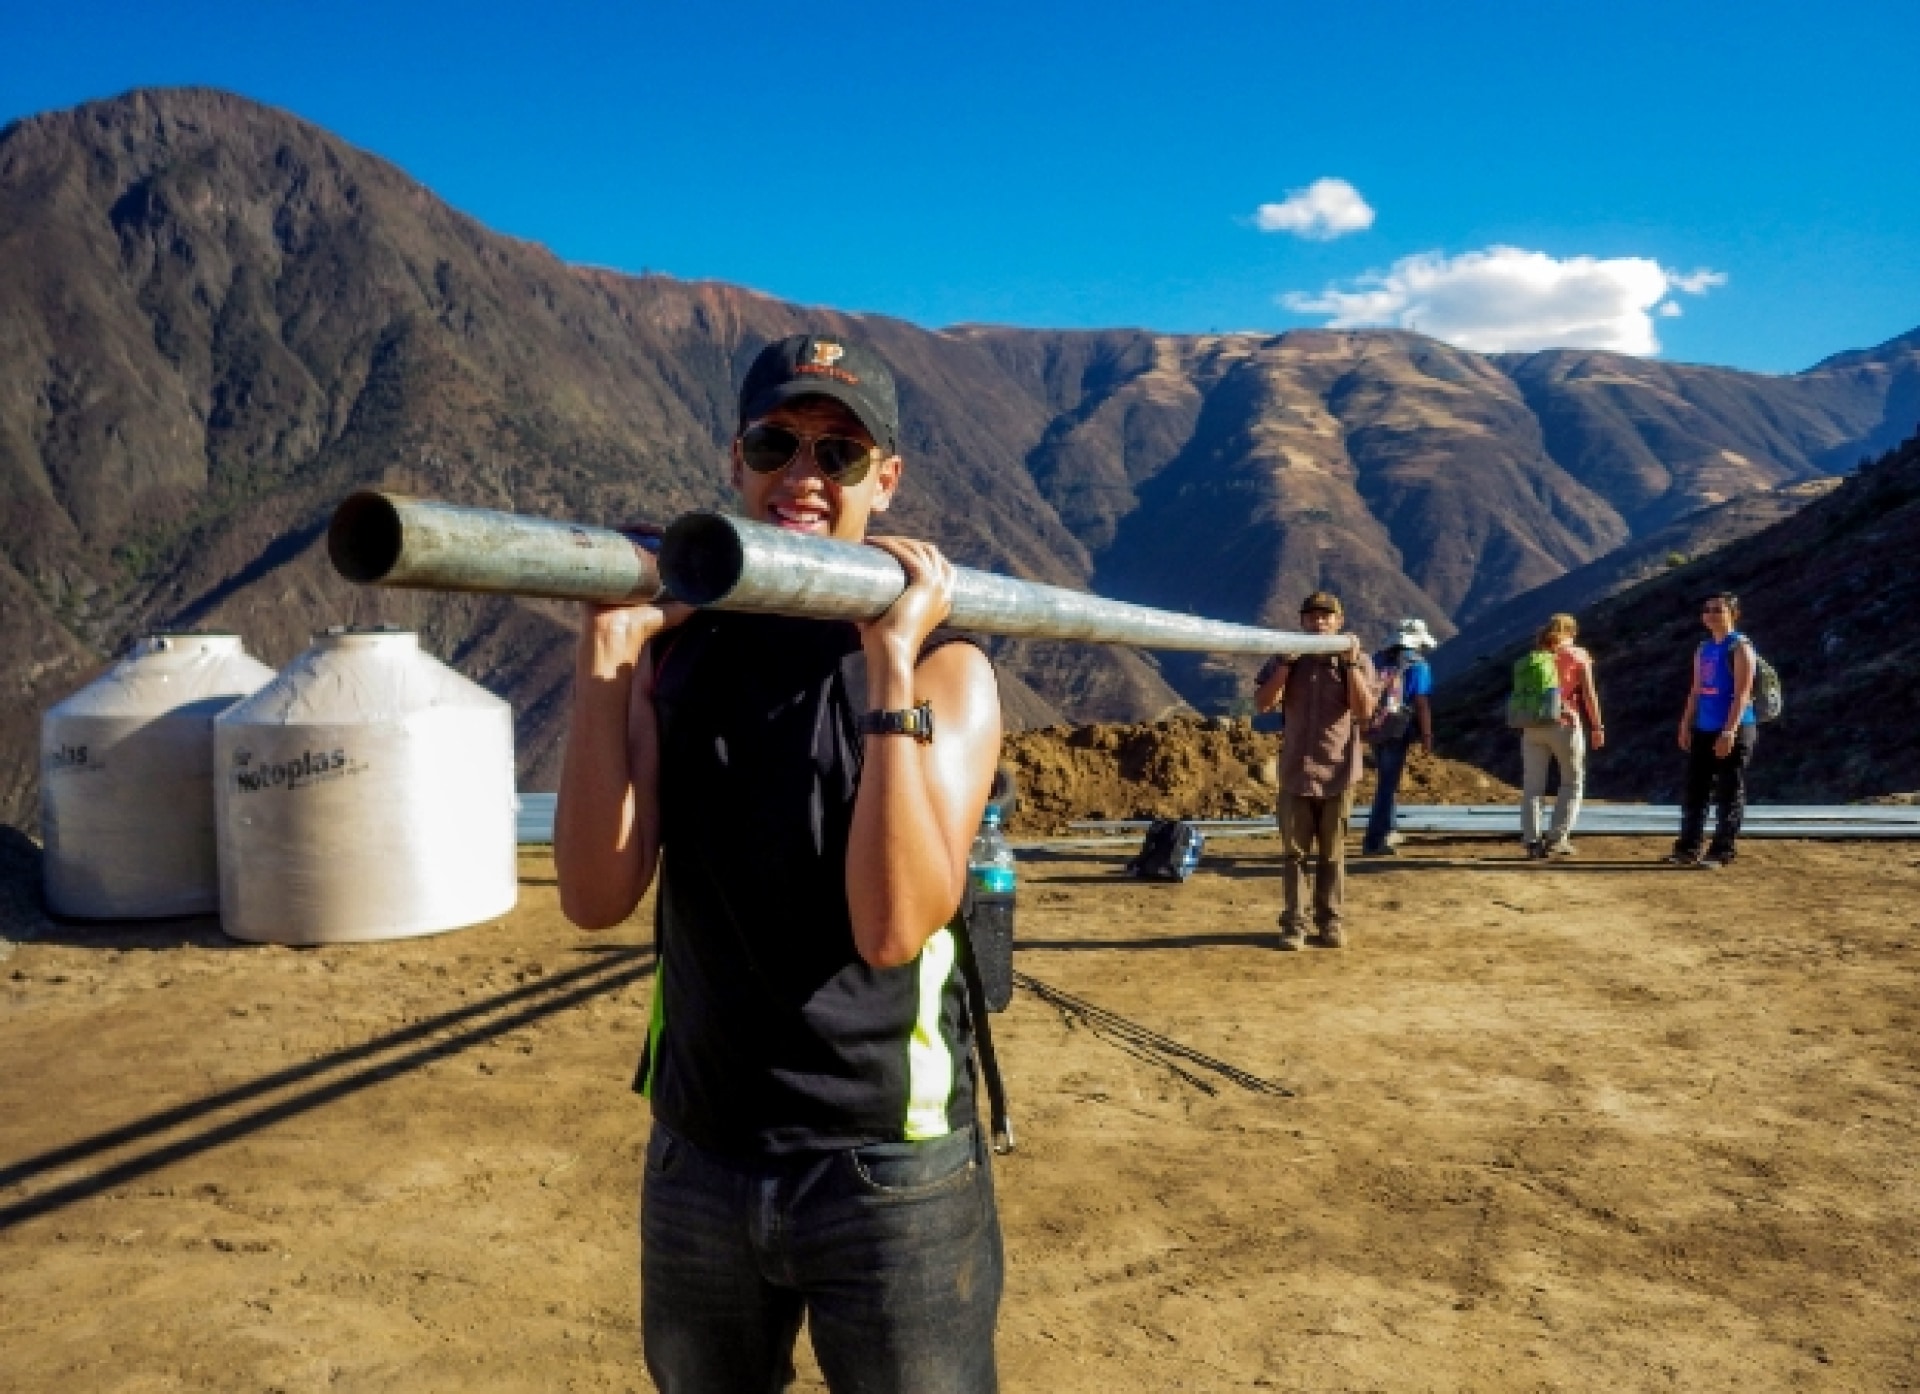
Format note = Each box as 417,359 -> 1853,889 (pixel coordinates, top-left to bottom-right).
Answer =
950,881 -> 1015,1154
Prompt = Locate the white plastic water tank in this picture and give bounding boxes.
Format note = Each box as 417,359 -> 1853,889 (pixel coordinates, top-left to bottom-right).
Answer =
40,633 -> 277,919
214,628 -> 518,944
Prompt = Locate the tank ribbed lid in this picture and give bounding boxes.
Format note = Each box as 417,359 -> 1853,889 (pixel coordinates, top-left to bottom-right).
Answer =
128,632 -> 245,659
312,625 -> 419,652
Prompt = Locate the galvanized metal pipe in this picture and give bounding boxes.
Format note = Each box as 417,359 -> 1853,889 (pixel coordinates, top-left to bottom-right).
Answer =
1067,808 -> 1920,840
516,797 -> 1920,845
328,492 -> 665,605
1072,806 -> 1920,830
660,512 -> 1354,655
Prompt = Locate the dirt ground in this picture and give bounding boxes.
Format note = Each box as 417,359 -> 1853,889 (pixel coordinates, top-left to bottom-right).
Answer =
3,833 -> 1918,1393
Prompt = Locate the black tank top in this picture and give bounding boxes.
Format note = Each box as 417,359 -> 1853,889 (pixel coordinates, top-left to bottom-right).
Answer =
637,611 -> 979,1155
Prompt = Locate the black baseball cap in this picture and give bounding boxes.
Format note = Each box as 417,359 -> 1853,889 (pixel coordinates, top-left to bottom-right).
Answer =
737,334 -> 901,456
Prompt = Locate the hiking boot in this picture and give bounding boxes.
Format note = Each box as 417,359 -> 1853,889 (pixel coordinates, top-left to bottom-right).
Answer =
1276,926 -> 1306,952
1546,838 -> 1575,858
1306,925 -> 1346,949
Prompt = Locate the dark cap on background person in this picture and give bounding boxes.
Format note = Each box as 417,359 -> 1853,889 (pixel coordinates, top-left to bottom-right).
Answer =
737,334 -> 901,455
1299,590 -> 1344,617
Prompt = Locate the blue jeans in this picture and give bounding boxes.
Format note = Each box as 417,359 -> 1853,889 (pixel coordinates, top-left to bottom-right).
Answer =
1363,737 -> 1414,851
641,1122 -> 1003,1393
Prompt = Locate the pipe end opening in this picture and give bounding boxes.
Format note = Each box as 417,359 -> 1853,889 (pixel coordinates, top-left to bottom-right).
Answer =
660,512 -> 746,606
328,492 -> 405,584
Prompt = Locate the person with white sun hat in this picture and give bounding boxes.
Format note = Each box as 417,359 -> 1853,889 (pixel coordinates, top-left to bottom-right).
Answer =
1360,617 -> 1438,857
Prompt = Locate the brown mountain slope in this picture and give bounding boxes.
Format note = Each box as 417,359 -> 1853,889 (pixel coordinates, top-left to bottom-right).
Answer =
2,87 -> 1916,830
1433,428 -> 1920,802
1427,478 -> 1840,685
1496,350 -> 1914,532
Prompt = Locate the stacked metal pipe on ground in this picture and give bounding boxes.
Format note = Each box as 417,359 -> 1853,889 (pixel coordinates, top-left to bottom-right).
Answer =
517,799 -> 1920,845
1067,806 -> 1920,840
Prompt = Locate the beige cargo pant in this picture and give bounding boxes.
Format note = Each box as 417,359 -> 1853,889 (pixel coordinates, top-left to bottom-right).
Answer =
1519,722 -> 1586,845
1277,788 -> 1355,936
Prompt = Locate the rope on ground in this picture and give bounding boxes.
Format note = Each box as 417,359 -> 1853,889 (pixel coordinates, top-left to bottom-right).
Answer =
1010,971 -> 1295,1099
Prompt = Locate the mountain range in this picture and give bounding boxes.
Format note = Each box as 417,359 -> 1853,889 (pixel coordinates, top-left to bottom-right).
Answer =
3,87 -> 1918,829
1432,425 -> 1920,803
1427,478 -> 1841,686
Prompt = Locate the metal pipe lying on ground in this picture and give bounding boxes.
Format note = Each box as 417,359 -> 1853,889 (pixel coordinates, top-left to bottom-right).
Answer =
328,492 -> 666,605
1072,806 -> 1920,831
1066,807 -> 1920,840
517,798 -> 1920,845
659,512 -> 1353,655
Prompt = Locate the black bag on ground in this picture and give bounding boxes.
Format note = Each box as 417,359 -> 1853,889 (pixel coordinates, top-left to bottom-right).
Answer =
1126,819 -> 1205,882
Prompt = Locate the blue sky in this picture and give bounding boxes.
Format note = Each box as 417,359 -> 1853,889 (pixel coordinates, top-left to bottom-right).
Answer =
4,0 -> 1916,373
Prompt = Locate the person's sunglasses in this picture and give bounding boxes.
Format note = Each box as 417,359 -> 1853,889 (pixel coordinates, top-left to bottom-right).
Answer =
738,424 -> 877,485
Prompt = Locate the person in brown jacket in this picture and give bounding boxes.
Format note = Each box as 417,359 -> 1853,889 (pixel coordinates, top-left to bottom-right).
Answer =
1253,591 -> 1376,949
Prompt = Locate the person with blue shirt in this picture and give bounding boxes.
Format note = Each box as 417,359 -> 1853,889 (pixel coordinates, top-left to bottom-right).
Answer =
1360,618 -> 1437,857
1667,591 -> 1758,869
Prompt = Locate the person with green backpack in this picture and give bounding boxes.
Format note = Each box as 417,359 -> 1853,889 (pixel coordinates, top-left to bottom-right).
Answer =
1509,614 -> 1604,858
1667,591 -> 1772,869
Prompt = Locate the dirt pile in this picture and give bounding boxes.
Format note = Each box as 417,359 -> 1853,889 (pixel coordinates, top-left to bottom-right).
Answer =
1001,717 -> 1516,834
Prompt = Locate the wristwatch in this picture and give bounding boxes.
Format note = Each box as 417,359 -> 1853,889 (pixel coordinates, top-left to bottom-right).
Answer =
859,702 -> 935,744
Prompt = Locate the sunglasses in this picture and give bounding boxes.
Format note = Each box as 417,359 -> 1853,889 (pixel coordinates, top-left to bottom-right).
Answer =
738,424 -> 878,486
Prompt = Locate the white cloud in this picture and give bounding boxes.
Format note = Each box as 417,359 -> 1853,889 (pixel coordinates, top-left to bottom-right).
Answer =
1669,268 -> 1729,295
1281,246 -> 1728,354
1253,178 -> 1375,241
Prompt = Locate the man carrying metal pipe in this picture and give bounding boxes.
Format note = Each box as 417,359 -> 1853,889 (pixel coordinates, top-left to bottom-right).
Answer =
1253,592 -> 1376,950
554,334 -> 1005,1393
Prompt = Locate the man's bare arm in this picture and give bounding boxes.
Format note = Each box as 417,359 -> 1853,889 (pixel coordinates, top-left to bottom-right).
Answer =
554,603 -> 683,929
845,537 -> 999,970
846,641 -> 1000,969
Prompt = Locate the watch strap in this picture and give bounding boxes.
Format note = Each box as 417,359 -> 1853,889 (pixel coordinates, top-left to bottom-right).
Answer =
858,702 -> 935,743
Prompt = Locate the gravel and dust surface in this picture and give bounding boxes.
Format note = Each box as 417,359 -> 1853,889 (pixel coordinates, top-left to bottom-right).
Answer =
3,835 -> 1917,1392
